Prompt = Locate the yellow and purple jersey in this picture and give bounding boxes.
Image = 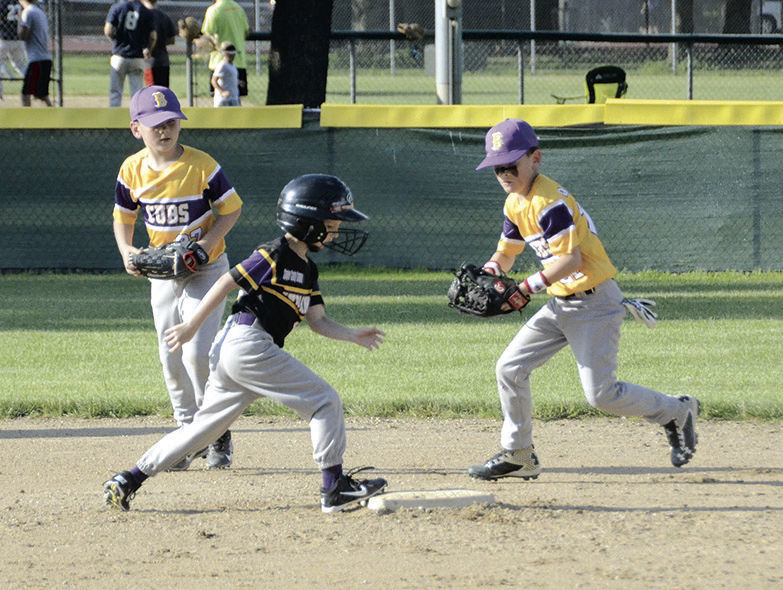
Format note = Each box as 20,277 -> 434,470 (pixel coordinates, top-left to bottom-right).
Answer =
496,173 -> 616,297
112,145 -> 243,261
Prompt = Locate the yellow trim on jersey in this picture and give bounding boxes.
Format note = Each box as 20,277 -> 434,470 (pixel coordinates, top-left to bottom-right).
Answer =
255,248 -> 315,295
261,285 -> 304,318
497,174 -> 616,297
233,263 -> 260,292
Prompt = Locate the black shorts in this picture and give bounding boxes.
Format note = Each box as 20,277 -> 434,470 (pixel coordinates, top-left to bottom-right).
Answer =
209,67 -> 247,96
22,59 -> 51,99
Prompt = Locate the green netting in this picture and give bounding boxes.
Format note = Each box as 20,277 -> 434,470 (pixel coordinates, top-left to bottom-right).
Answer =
2,123 -> 781,272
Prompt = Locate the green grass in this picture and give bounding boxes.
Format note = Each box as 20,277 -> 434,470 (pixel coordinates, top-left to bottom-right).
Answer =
1,268 -> 781,421
13,54 -> 783,106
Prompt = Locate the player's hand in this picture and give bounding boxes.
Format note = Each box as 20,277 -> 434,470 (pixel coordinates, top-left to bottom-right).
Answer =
123,246 -> 143,277
164,322 -> 197,352
353,327 -> 385,351
482,260 -> 502,276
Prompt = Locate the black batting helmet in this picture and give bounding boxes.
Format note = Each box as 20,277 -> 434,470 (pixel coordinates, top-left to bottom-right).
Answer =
277,174 -> 369,256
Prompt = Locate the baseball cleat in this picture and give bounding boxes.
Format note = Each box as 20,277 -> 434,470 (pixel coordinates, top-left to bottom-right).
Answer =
166,446 -> 207,472
320,467 -> 388,514
103,471 -> 141,511
468,447 -> 542,481
206,430 -> 233,470
663,395 -> 701,467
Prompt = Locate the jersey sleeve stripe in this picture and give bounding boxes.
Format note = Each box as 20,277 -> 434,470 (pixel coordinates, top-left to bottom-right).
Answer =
537,199 -> 576,241
501,216 -> 524,242
138,194 -> 210,205
233,263 -> 260,291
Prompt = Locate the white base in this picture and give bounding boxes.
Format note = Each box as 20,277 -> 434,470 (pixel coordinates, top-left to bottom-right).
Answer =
366,488 -> 495,511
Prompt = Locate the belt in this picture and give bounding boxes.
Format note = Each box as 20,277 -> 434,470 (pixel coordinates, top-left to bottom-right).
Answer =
558,287 -> 595,300
235,311 -> 257,326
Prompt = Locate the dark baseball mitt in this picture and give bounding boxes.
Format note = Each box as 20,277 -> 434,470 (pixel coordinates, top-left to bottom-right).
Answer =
447,264 -> 530,317
177,16 -> 202,41
130,240 -> 209,280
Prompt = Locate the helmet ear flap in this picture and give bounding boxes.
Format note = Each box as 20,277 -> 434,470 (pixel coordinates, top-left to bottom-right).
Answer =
301,219 -> 327,244
278,211 -> 327,244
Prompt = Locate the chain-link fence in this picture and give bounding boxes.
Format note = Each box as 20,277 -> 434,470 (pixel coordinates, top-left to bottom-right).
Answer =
4,1 -> 783,107
2,122 -> 782,273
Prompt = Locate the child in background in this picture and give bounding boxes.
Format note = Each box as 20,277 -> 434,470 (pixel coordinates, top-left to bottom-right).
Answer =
211,41 -> 239,107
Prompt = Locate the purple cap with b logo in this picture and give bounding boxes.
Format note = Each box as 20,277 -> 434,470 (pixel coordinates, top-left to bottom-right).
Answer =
130,85 -> 187,128
476,118 -> 539,170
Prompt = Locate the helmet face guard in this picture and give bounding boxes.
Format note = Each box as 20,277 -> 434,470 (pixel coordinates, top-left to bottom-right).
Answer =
322,227 -> 369,256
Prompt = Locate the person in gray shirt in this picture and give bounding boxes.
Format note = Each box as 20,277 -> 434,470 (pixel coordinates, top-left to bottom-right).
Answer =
18,0 -> 51,106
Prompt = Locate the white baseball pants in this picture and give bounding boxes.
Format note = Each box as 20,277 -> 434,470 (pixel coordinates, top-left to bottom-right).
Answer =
496,279 -> 684,451
150,254 -> 228,426
137,313 -> 346,475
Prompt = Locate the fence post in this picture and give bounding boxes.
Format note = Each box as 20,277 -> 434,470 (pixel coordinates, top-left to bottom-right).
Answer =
517,40 -> 524,104
687,41 -> 694,99
389,0 -> 396,75
751,129 -> 762,268
186,39 -> 195,107
435,0 -> 463,104
350,39 -> 357,104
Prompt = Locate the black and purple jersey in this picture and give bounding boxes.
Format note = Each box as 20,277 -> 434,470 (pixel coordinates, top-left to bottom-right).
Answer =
230,237 -> 324,348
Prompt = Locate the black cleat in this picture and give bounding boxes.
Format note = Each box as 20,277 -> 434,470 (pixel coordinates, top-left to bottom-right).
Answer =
663,395 -> 701,467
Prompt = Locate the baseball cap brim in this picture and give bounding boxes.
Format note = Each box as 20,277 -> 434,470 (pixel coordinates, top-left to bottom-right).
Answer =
475,148 -> 531,171
135,110 -> 187,128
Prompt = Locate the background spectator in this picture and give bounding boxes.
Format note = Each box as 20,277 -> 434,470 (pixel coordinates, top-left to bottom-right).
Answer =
141,0 -> 176,88
104,0 -> 156,106
200,0 -> 249,98
0,0 -> 27,100
211,41 -> 239,107
18,0 -> 51,106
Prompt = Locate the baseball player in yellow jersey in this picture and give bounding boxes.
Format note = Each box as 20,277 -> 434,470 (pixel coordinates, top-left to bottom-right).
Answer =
467,118 -> 700,480
112,85 -> 242,470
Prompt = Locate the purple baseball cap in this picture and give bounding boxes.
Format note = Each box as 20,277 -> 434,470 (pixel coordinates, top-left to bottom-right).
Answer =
130,85 -> 187,128
476,118 -> 539,170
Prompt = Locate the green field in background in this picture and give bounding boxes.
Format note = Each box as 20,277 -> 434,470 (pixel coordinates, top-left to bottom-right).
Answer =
4,53 -> 782,106
1,268 -> 780,421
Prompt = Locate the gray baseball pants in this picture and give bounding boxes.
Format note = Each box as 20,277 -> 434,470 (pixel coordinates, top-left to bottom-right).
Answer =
150,254 -> 228,426
497,279 -> 683,451
137,313 -> 346,476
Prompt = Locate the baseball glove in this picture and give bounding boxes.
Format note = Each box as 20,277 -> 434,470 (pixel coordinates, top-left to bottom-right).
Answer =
447,264 -> 530,317
396,22 -> 426,41
177,16 -> 202,41
130,240 -> 209,280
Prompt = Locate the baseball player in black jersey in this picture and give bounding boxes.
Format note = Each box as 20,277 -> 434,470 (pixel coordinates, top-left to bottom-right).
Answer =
104,174 -> 388,514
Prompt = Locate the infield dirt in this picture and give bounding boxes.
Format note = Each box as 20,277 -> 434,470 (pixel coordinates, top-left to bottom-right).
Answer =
1,416 -> 781,588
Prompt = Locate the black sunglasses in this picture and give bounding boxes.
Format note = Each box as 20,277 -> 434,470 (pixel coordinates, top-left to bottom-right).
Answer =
493,164 -> 518,176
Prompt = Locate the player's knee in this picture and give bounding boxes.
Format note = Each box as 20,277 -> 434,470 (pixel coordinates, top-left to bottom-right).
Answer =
496,354 -> 532,388
583,379 -> 622,410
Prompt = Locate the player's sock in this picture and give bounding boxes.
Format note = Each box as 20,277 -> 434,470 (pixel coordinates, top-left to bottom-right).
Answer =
321,464 -> 342,491
129,466 -> 149,485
